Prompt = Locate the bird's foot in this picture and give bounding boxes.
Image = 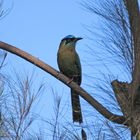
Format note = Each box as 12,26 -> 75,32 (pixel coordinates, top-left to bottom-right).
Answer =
67,78 -> 74,84
56,71 -> 60,79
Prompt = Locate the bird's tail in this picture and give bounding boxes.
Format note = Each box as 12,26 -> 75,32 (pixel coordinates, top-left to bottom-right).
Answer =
71,89 -> 83,123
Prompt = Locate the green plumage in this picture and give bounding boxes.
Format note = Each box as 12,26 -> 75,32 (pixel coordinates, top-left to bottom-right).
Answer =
57,36 -> 83,123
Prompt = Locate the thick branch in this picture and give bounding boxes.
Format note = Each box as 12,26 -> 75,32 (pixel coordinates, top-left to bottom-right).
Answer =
0,41 -> 126,125
125,0 -> 140,104
111,80 -> 131,117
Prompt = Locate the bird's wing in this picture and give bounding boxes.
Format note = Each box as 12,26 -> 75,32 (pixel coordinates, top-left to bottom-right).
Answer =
74,53 -> 82,85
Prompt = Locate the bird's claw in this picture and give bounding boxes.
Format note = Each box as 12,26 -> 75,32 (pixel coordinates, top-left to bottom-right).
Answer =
67,78 -> 73,84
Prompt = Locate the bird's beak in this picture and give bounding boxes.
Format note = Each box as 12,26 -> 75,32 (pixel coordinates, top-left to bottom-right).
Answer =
75,37 -> 83,42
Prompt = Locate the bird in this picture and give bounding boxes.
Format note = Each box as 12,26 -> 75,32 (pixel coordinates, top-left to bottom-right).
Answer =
57,35 -> 83,123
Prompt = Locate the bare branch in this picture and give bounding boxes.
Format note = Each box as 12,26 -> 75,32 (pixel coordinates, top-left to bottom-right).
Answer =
111,80 -> 131,119
0,73 -> 43,139
82,0 -> 140,137
124,0 -> 140,106
0,41 -> 126,125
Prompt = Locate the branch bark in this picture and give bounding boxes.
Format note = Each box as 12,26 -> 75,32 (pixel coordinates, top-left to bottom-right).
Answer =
111,80 -> 131,117
0,41 -> 126,125
120,1 -> 140,138
125,0 -> 140,105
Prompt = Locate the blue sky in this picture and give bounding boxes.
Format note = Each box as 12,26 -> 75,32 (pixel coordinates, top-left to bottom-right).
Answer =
0,0 -> 96,137
0,0 -> 94,84
0,0 -> 132,139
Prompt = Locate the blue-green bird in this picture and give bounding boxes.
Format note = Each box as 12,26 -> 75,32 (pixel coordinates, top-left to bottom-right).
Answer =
57,35 -> 83,123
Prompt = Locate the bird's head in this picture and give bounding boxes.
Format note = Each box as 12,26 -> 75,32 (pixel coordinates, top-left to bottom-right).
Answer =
60,35 -> 82,48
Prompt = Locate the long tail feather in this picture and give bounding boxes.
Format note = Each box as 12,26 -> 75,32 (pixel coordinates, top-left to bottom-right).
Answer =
71,89 -> 83,123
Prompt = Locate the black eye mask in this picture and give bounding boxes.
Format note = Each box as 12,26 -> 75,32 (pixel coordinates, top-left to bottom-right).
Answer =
65,38 -> 75,45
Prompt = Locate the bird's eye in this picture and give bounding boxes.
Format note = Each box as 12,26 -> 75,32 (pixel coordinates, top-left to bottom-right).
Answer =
65,39 -> 71,44
65,38 -> 75,45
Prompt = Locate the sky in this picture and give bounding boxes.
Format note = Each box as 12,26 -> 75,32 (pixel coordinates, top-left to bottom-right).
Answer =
0,0 -> 96,138
0,0 -> 133,139
0,0 -> 93,82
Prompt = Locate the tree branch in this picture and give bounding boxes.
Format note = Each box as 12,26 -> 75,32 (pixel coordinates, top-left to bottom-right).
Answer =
111,80 -> 131,118
125,0 -> 140,105
0,41 -> 126,125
